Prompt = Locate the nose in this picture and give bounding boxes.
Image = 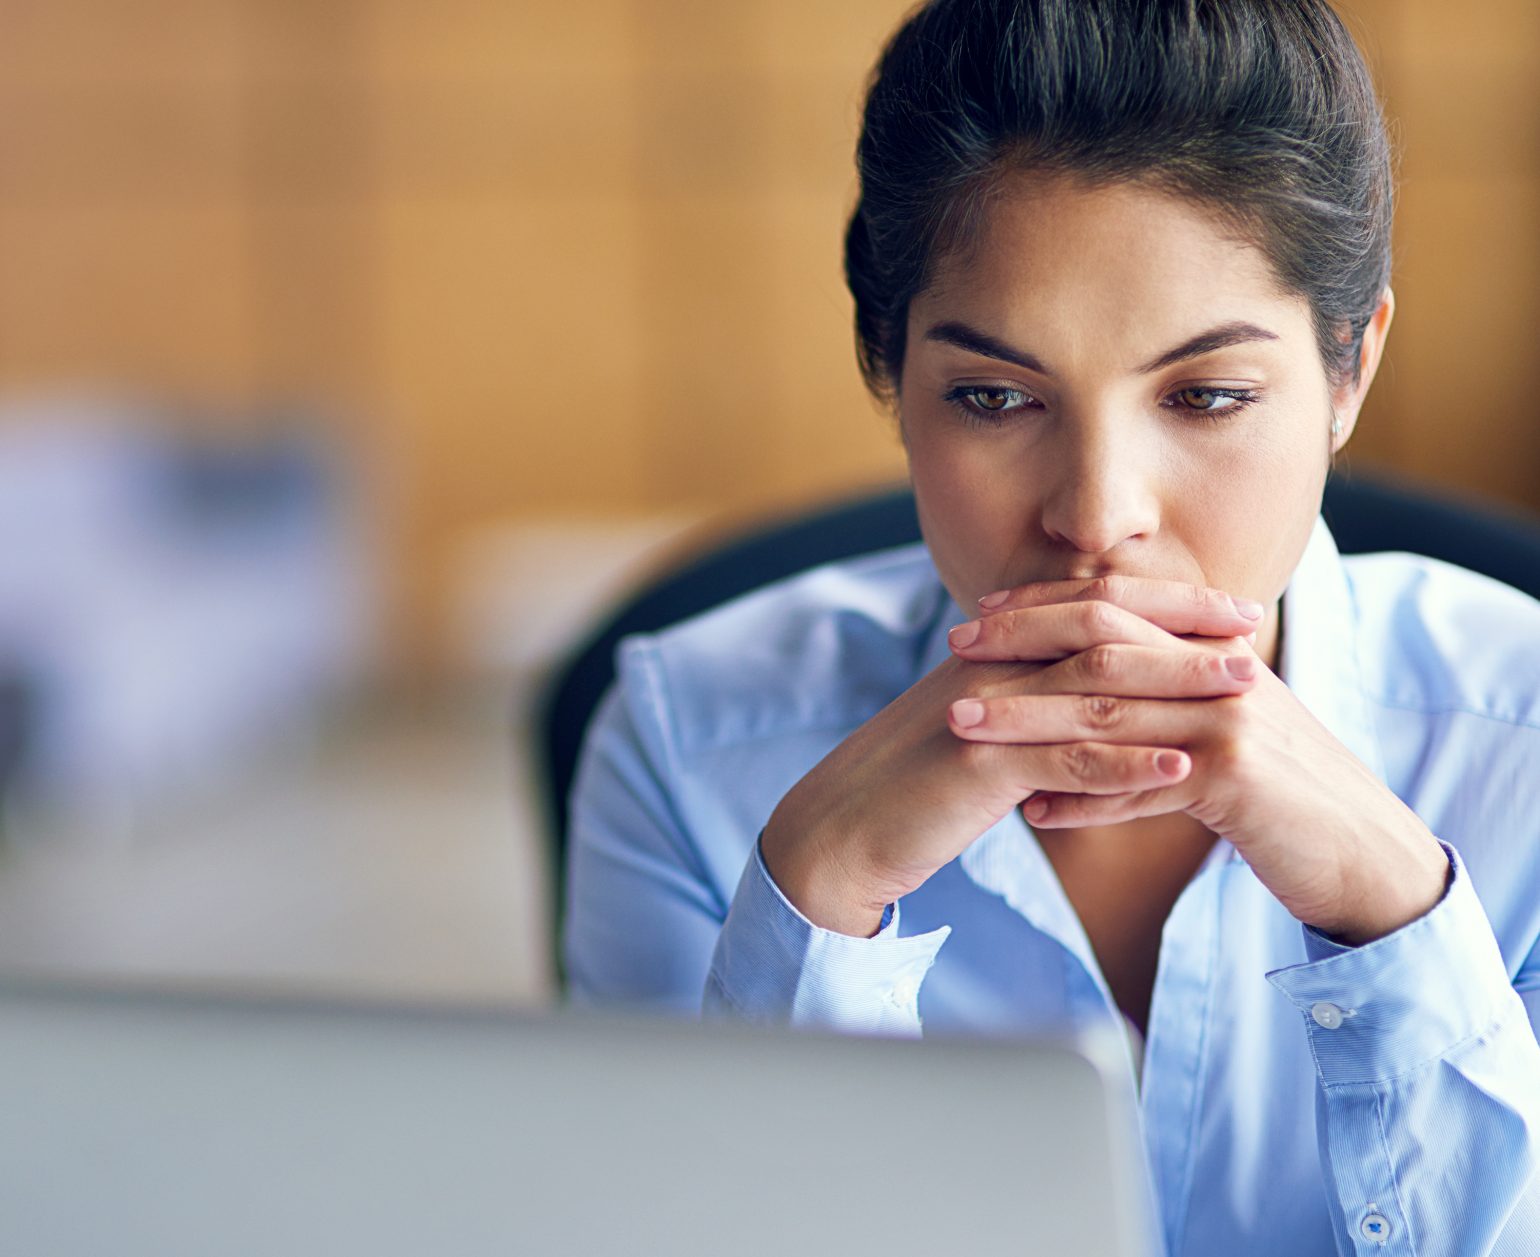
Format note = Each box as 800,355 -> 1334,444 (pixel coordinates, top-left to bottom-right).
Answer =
1037,414 -> 1161,556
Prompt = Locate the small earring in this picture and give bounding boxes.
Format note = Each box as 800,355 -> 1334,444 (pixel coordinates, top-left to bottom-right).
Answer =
1330,417 -> 1343,438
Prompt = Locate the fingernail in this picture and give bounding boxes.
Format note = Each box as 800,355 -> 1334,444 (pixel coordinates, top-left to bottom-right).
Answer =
1224,656 -> 1257,681
1022,796 -> 1049,822
949,621 -> 981,649
1156,751 -> 1187,777
978,589 -> 1010,609
950,699 -> 985,728
1233,597 -> 1264,620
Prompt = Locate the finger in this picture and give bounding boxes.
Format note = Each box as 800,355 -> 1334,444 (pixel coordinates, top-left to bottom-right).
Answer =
1022,783 -> 1194,828
977,575 -> 1264,637
1032,643 -> 1260,699
949,692 -> 1234,745
948,599 -> 1178,662
991,741 -> 1192,796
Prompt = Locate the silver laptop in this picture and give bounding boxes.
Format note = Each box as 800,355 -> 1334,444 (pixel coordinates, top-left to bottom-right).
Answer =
0,976 -> 1158,1256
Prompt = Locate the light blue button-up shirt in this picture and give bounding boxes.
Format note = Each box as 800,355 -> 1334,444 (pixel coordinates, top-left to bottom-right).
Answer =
565,515 -> 1540,1256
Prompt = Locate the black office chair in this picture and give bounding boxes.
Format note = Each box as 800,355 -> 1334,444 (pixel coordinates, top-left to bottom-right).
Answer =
534,470 -> 1540,962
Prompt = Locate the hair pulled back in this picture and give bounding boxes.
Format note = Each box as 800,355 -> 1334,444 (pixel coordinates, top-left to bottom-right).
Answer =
844,0 -> 1393,403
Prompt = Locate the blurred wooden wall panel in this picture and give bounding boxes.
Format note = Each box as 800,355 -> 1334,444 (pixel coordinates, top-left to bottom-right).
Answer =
0,0 -> 254,397
242,0 -> 377,407
1,0 -> 1535,672
760,188 -> 907,504
0,0 -> 248,91
757,55 -> 908,505
633,192 -> 778,505
367,0 -> 639,81
1385,177 -> 1540,502
1337,0 -> 1540,509
375,194 -> 649,516
0,198 -> 258,396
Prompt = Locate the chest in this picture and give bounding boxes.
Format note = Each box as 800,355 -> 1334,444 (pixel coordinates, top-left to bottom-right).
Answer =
1034,816 -> 1220,1037
899,833 -> 1336,1257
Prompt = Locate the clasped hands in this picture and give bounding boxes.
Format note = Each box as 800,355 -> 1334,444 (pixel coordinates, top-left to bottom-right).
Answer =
760,574 -> 1448,943
944,576 -> 1449,946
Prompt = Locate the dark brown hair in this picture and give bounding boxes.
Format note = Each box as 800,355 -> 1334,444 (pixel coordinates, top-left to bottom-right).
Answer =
844,0 -> 1393,403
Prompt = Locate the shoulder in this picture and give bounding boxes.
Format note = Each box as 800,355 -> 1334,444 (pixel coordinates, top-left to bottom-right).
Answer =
1345,550 -> 1540,728
613,541 -> 950,758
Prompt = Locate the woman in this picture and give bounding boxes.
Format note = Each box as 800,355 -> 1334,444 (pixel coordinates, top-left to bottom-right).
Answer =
564,1 -> 1540,1252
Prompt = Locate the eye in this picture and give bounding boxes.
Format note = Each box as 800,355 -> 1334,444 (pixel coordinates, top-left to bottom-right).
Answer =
942,384 -> 1041,424
1167,386 -> 1260,419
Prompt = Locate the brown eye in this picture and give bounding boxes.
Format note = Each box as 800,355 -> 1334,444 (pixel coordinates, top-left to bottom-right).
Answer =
1176,387 -> 1229,411
1165,386 -> 1261,422
943,383 -> 1039,424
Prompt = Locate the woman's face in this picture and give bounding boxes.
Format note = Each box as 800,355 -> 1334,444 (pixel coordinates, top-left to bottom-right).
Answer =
897,172 -> 1392,669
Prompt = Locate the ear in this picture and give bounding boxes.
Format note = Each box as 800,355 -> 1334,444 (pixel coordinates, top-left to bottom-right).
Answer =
1330,287 -> 1395,453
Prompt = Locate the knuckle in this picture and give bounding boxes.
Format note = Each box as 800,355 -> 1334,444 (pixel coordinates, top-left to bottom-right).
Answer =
1210,738 -> 1245,781
1210,707 -> 1251,769
1187,651 -> 1219,686
1078,693 -> 1123,732
1081,600 -> 1123,639
956,736 -> 999,774
1080,644 -> 1120,684
1226,692 -> 1258,732
1090,574 -> 1128,605
992,610 -> 1028,643
1056,742 -> 1102,786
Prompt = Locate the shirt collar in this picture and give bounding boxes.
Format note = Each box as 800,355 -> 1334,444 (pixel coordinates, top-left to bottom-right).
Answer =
1277,513 -> 1386,782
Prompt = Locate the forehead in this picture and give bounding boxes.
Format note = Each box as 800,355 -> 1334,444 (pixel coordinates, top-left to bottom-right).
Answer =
914,170 -> 1311,350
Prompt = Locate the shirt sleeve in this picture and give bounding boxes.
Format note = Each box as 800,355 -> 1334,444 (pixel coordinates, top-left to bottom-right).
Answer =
1264,840 -> 1540,1256
704,837 -> 950,1036
562,661 -> 731,1014
563,638 -> 951,1029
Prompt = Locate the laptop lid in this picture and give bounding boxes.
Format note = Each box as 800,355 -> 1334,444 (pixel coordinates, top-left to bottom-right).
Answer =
0,976 -> 1157,1257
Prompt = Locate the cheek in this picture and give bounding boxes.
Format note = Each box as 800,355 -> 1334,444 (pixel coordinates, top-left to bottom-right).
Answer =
904,423 -> 1040,598
1171,421 -> 1328,601
906,425 -> 1022,504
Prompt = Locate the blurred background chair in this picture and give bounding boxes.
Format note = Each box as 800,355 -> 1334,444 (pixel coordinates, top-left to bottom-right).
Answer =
537,470 -> 1540,967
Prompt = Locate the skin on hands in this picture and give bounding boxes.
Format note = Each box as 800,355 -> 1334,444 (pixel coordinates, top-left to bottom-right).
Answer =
946,580 -> 1450,945
759,581 -> 1264,937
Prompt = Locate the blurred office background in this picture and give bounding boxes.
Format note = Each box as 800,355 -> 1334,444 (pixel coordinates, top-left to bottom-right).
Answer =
0,0 -> 1535,1005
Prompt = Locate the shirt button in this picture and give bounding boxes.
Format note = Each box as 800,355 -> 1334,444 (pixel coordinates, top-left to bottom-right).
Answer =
1311,1001 -> 1345,1029
1360,1211 -> 1392,1244
890,976 -> 920,1006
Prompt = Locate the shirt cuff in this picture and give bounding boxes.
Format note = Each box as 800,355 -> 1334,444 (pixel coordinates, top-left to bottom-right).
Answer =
704,837 -> 950,1036
1265,841 -> 1525,1086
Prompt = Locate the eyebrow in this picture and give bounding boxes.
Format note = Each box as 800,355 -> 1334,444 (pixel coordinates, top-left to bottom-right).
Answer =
922,319 -> 1281,376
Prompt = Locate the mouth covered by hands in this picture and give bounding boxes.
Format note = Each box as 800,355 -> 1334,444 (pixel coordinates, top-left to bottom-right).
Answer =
945,575 -> 1450,945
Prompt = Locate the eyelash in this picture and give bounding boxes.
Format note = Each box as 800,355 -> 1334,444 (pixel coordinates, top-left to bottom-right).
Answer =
941,384 -> 1263,428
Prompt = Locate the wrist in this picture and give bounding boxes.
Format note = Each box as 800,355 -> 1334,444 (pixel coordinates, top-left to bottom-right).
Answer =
1308,835 -> 1452,947
759,817 -> 892,938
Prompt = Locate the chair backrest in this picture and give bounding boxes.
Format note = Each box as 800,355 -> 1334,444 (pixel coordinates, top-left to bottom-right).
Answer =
534,472 -> 1540,946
